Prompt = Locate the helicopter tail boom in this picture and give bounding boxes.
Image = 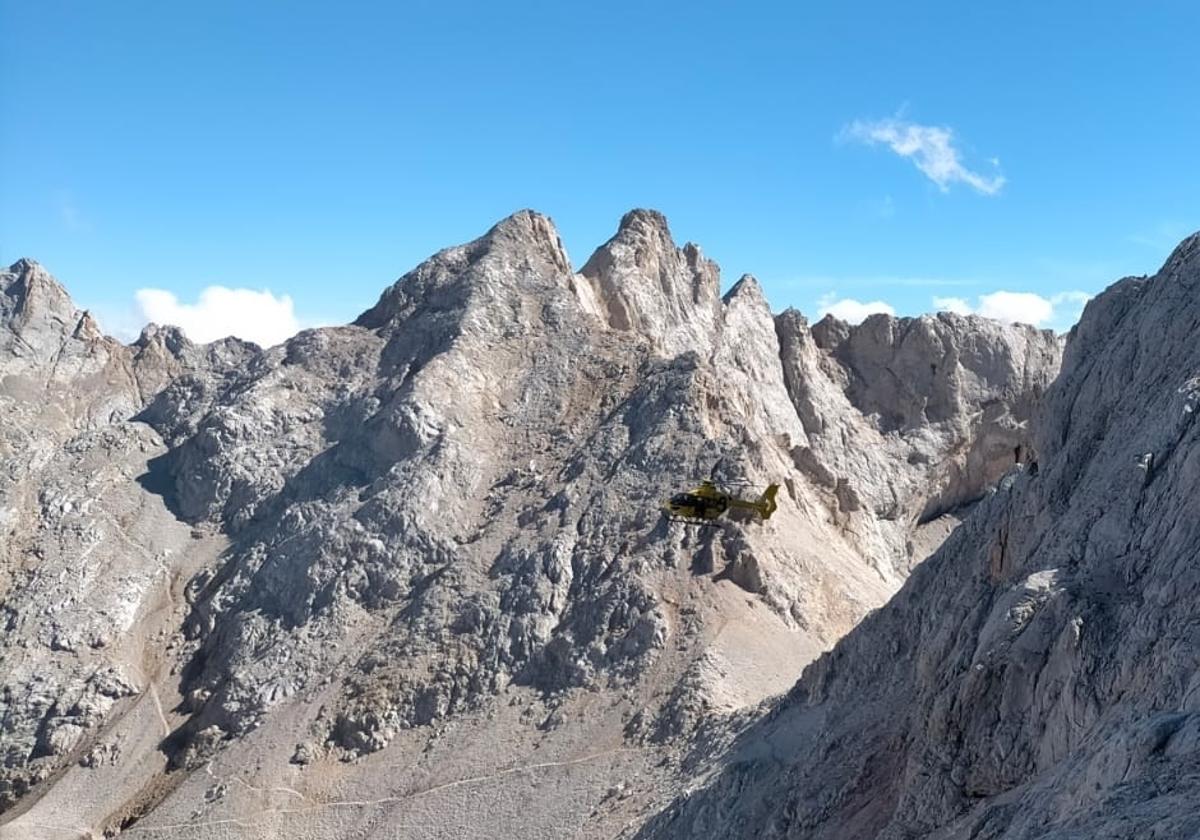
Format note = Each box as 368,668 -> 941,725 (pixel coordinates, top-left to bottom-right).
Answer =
724,483 -> 780,520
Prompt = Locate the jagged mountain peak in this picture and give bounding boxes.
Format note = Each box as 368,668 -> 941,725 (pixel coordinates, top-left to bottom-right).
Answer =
583,207 -> 712,277
1162,228 -> 1200,276
351,208 -> 724,355
0,258 -> 103,379
810,312 -> 850,348
2,257 -> 57,295
354,208 -> 573,330
4,256 -> 46,277
1,257 -> 77,326
0,259 -> 110,351
607,208 -> 710,269
3,256 -> 52,283
134,322 -> 192,352
578,209 -> 721,355
479,207 -> 572,271
722,273 -> 768,307
617,206 -> 671,233
0,212 -> 1076,839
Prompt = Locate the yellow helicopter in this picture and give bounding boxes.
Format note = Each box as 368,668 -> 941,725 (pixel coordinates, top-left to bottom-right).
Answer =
661,480 -> 779,527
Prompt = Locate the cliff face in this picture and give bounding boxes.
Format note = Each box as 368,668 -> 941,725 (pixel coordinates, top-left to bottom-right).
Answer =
639,234 -> 1200,839
778,308 -> 1061,577
0,212 -> 1060,839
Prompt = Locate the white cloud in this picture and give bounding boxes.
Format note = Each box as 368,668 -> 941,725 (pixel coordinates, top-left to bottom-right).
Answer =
134,286 -> 301,347
817,292 -> 896,324
1044,291 -> 1092,330
843,117 -> 1005,195
933,290 -> 1092,330
87,303 -> 146,344
975,291 -> 1054,325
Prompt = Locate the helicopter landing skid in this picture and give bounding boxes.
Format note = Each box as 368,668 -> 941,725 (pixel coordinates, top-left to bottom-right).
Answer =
663,515 -> 722,529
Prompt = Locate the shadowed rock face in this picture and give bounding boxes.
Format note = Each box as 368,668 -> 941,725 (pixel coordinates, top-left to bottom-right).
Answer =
637,234 -> 1200,840
0,212 -> 1062,838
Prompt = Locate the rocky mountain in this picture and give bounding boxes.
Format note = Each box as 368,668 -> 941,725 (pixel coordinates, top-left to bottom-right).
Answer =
639,233 -> 1200,839
0,211 -> 1060,839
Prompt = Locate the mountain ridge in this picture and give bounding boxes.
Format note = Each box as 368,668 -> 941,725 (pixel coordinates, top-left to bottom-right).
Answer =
637,229 -> 1200,839
1,210 -> 1066,838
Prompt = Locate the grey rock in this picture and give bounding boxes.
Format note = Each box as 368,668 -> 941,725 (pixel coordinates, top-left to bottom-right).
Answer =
0,212 -> 1062,838
636,232 -> 1200,840
776,307 -> 1061,577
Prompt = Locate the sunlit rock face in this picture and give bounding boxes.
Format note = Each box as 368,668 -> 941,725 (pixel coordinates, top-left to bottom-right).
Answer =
777,306 -> 1061,579
0,214 -> 1062,839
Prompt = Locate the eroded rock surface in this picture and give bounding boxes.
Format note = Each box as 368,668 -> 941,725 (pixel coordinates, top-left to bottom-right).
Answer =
0,212 -> 1062,838
638,234 -> 1200,839
778,308 -> 1061,577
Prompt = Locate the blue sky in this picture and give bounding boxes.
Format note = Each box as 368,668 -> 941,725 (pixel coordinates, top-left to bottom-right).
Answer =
2,1 -> 1197,343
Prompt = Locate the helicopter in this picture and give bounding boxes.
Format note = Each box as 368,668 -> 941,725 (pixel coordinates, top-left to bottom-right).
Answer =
661,480 -> 779,527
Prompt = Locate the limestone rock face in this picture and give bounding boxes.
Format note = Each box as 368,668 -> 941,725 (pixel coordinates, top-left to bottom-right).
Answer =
637,233 -> 1200,839
1,259 -> 86,367
777,308 -> 1061,578
0,262 -> 236,812
0,214 -> 1062,840
1,259 -> 140,430
577,209 -> 723,357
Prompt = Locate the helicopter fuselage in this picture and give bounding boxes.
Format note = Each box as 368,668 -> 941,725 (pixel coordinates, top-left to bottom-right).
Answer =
661,480 -> 779,527
663,490 -> 730,522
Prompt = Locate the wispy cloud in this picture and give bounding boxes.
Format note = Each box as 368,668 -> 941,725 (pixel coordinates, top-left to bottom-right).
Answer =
134,286 -> 302,347
841,117 -> 1005,196
933,290 -> 1091,331
817,292 -> 895,324
55,191 -> 91,232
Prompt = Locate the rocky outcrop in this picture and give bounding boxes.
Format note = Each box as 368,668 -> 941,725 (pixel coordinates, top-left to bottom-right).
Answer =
576,209 -> 723,357
637,234 -> 1200,839
0,262 -> 254,811
0,259 -> 140,432
0,213 -> 1061,839
777,308 -> 1061,577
